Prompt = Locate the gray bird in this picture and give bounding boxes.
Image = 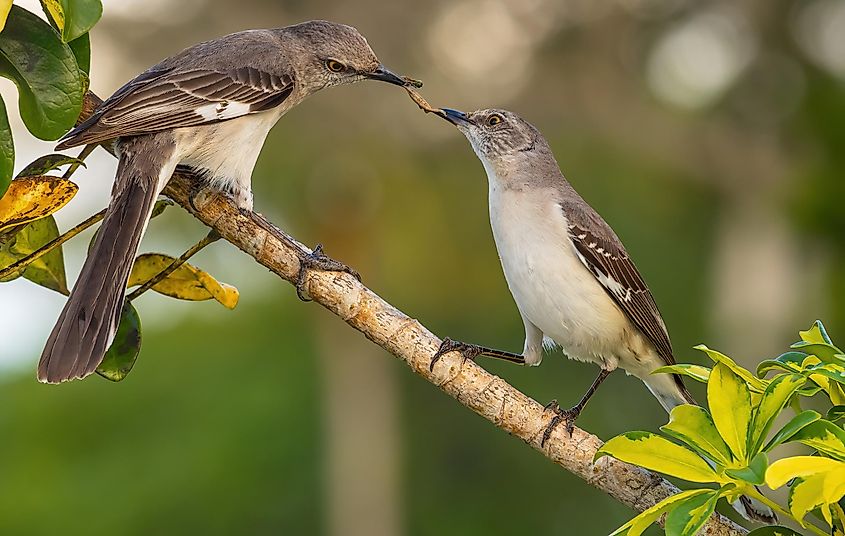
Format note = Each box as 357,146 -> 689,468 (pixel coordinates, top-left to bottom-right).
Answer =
40,20 -> 410,384
432,107 -> 775,524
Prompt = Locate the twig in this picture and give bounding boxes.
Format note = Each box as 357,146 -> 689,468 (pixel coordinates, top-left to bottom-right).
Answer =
126,229 -> 221,301
0,208 -> 106,280
62,144 -> 96,180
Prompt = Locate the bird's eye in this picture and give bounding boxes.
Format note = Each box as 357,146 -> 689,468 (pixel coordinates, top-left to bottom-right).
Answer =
326,60 -> 346,73
487,114 -> 504,126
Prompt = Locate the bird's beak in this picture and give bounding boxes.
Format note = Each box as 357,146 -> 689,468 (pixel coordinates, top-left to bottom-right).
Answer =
438,108 -> 472,126
367,64 -> 406,86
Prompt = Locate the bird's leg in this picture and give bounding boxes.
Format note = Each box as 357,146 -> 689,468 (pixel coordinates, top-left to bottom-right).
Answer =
295,244 -> 361,302
541,368 -> 612,446
430,336 -> 525,371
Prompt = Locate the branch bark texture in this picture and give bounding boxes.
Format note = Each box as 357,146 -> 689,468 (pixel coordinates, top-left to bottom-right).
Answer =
86,92 -> 747,535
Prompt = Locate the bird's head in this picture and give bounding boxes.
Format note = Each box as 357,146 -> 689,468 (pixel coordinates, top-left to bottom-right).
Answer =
288,21 -> 407,89
438,108 -> 546,170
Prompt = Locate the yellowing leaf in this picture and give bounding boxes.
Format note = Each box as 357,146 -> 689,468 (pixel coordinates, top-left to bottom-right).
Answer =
596,432 -> 719,483
800,320 -> 835,345
708,363 -> 751,462
789,420 -> 845,461
40,0 -> 65,29
0,1 -> 12,32
661,405 -> 733,466
609,489 -> 714,536
128,253 -> 239,309
767,456 -> 845,488
0,176 -> 77,232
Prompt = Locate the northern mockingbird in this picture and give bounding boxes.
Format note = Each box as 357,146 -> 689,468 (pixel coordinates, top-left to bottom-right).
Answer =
431,107 -> 775,524
39,20 -> 410,384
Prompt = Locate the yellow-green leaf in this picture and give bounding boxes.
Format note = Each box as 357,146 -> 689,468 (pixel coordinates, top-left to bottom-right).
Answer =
596,432 -> 719,483
40,0 -> 102,42
609,489 -> 714,536
708,363 -> 751,462
128,253 -> 239,309
661,405 -> 733,466
767,456 -> 845,524
0,215 -> 68,294
665,490 -> 719,536
0,176 -> 77,232
695,344 -> 766,391
725,451 -> 768,486
789,420 -> 845,461
15,153 -> 84,178
653,364 -> 711,384
800,320 -> 835,345
749,374 -> 806,455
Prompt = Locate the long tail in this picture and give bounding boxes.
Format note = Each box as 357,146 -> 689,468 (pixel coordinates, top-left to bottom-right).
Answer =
38,135 -> 177,383
643,372 -> 778,525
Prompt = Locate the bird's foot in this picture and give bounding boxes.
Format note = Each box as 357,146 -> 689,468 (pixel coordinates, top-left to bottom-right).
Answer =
541,400 -> 582,447
295,244 -> 360,302
430,337 -> 482,371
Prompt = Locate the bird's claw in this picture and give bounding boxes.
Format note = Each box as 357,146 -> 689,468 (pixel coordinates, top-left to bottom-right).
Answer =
541,400 -> 580,447
295,244 -> 360,302
429,337 -> 482,371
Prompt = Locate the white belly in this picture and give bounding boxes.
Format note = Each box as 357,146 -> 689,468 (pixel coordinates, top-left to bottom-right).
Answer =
489,186 -> 630,370
173,109 -> 284,203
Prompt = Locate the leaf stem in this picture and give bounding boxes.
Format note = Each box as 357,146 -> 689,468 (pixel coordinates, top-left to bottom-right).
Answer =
744,486 -> 828,536
0,208 -> 106,280
62,144 -> 96,180
127,229 -> 221,301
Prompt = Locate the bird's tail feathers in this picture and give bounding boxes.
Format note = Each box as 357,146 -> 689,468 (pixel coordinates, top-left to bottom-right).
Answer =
38,136 -> 177,383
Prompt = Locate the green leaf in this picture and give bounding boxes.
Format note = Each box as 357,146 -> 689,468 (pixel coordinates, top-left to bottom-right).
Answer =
660,404 -> 733,466
0,6 -> 84,140
665,490 -> 719,536
747,527 -> 804,536
67,32 -> 89,73
791,341 -> 844,364
609,489 -> 714,536
827,406 -> 845,423
0,215 -> 67,294
96,300 -> 141,381
725,451 -> 768,485
40,0 -> 102,42
695,345 -> 766,391
764,410 -> 821,452
596,432 -> 719,483
15,154 -> 84,178
749,374 -> 806,455
0,95 -> 12,198
150,198 -> 173,219
790,420 -> 845,461
808,363 -> 845,385
708,363 -> 751,462
653,364 -> 711,384
757,357 -> 804,377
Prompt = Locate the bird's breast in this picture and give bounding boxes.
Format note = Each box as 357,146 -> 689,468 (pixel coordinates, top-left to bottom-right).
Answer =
488,186 -> 628,366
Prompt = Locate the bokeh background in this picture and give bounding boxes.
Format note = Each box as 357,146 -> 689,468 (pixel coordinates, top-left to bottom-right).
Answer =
1,0 -> 843,534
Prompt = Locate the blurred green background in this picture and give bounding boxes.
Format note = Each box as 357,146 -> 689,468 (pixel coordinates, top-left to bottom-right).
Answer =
1,0 -> 844,534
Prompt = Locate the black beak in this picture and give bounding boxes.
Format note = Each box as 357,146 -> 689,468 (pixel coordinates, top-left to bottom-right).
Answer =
439,108 -> 472,126
367,64 -> 406,86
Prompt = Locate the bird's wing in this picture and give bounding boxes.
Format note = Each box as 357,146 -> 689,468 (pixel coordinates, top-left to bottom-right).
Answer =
58,66 -> 294,149
564,209 -> 675,366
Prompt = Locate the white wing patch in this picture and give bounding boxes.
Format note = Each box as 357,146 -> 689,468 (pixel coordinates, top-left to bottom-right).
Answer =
572,233 -> 633,302
194,101 -> 251,121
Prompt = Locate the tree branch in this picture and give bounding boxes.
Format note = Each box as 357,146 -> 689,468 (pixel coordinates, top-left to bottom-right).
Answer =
81,91 -> 747,535
160,173 -> 747,535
